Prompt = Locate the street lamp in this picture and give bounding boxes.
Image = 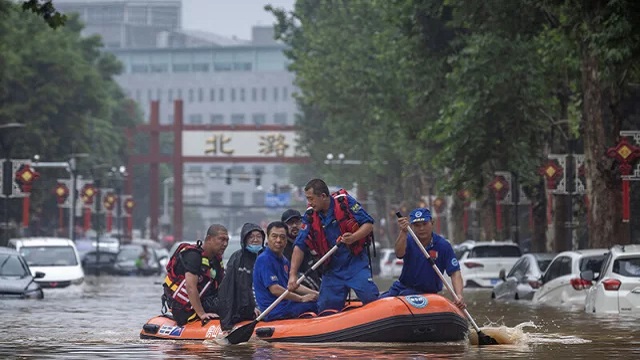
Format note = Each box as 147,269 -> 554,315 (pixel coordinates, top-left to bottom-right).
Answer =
0,123 -> 25,244
107,166 -> 127,242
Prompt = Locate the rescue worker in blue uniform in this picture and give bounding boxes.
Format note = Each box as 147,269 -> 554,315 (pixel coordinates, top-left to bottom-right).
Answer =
380,208 -> 466,310
288,178 -> 379,314
253,221 -> 318,321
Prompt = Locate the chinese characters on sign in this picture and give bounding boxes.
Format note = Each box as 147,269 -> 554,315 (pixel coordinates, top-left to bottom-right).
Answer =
203,133 -> 292,157
205,134 -> 234,155
259,134 -> 290,157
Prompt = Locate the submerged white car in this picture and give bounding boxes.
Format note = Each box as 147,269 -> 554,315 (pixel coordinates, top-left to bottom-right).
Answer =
8,237 -> 84,288
532,249 -> 608,307
584,244 -> 640,314
458,241 -> 522,287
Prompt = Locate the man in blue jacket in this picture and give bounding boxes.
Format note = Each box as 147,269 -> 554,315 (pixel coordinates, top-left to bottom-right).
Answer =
380,208 -> 466,310
253,221 -> 318,321
288,179 -> 379,314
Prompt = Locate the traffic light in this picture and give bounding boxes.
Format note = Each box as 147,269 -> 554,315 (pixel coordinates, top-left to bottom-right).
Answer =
225,168 -> 232,185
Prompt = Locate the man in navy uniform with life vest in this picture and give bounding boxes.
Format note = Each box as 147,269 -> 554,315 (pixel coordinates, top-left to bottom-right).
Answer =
288,179 -> 379,314
163,224 -> 229,326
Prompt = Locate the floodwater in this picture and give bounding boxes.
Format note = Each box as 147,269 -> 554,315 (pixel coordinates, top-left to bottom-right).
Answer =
1,276 -> 639,359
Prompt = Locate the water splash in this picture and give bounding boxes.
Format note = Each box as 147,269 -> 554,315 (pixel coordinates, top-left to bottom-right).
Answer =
469,321 -> 590,346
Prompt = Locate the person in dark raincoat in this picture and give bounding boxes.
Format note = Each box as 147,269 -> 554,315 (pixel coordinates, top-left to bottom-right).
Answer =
218,222 -> 265,330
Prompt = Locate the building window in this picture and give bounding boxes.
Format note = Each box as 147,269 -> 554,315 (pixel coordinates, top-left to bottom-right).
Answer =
188,89 -> 194,103
283,87 -> 289,100
168,89 -> 173,102
209,165 -> 224,176
186,165 -> 203,173
240,88 -> 246,102
150,64 -> 168,73
273,165 -> 287,176
231,114 -> 245,125
273,87 -> 279,102
135,89 -> 141,102
173,64 -> 190,72
214,62 -> 232,71
233,62 -> 252,71
156,88 -> 162,101
261,87 -> 267,101
231,88 -> 236,102
188,114 -> 203,124
147,89 -> 153,101
131,64 -> 148,73
209,192 -> 223,205
252,191 -> 265,206
168,114 -> 173,123
252,113 -> 266,125
231,192 -> 245,206
210,114 -> 224,124
274,113 -> 288,125
198,88 -> 203,102
219,88 -> 225,102
192,63 -> 209,72
210,88 -> 215,102
177,89 -> 183,99
252,88 -> 257,102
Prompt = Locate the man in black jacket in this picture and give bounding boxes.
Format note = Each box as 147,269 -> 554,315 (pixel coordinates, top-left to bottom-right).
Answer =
281,209 -> 322,291
217,223 -> 265,330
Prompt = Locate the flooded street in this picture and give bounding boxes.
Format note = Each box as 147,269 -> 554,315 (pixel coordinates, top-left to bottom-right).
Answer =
1,276 -> 639,359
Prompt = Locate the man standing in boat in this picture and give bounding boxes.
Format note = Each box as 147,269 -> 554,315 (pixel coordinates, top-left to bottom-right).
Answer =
281,209 -> 322,291
253,221 -> 318,320
380,208 -> 466,310
288,179 -> 379,314
162,224 -> 229,326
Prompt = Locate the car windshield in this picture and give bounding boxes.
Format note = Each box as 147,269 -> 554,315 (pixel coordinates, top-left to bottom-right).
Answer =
0,254 -> 29,277
613,257 -> 640,277
84,252 -> 117,264
469,245 -> 521,258
20,246 -> 78,266
579,255 -> 606,272
538,259 -> 552,272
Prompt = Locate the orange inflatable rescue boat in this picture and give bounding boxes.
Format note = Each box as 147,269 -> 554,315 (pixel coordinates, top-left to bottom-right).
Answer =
140,294 -> 469,343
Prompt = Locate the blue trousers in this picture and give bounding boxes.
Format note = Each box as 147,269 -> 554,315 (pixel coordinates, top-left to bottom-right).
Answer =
263,300 -> 318,321
318,267 -> 379,312
379,280 -> 431,298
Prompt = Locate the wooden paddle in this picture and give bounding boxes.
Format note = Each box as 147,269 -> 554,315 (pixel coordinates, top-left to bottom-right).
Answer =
217,243 -> 341,345
395,212 -> 499,345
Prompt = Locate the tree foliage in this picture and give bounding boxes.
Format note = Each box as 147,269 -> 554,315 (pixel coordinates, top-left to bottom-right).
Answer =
0,1 -> 141,239
273,0 -> 640,247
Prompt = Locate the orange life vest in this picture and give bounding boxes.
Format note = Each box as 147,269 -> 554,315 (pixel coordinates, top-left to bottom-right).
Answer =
304,189 -> 372,262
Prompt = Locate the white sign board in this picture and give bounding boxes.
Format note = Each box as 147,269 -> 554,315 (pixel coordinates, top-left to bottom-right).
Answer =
182,130 -> 305,158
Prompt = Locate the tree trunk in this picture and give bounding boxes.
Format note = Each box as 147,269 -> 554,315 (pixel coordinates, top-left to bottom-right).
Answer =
582,53 -> 625,248
531,182 -> 548,253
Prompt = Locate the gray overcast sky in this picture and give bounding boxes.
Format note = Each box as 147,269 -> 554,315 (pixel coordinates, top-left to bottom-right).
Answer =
182,0 -> 296,40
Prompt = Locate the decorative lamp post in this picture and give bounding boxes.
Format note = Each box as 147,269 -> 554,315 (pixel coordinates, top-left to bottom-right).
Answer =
606,138 -> 640,222
123,197 -> 135,239
539,160 -> 563,225
103,192 -> 117,233
14,164 -> 40,231
488,175 -> 510,237
80,183 -> 97,232
54,182 -> 70,233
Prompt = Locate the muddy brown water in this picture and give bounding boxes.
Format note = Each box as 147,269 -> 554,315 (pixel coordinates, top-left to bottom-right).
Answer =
1,276 -> 639,359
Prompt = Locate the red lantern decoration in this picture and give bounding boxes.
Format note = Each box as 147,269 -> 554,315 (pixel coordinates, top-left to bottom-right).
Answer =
606,138 -> 640,222
103,193 -> 117,211
14,164 -> 39,193
54,183 -> 70,204
539,160 -> 564,225
124,198 -> 135,215
81,184 -> 97,205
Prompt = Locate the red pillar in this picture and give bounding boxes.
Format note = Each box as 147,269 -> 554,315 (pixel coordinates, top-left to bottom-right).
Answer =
83,208 -> 91,232
22,197 -> 29,228
149,100 -> 160,240
106,213 -> 113,232
173,100 -> 184,242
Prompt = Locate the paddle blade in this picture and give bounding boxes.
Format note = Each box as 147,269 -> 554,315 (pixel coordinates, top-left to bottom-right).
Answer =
220,320 -> 257,345
477,330 -> 499,345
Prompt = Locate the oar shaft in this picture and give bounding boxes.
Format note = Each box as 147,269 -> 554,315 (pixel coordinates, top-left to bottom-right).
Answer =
255,244 -> 340,322
403,218 -> 482,333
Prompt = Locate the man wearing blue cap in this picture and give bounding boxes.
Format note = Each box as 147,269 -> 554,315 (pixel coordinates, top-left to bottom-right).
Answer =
380,207 -> 466,310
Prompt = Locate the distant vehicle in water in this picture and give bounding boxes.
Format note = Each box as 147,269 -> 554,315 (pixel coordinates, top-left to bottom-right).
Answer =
491,253 -> 555,300
458,241 -> 522,288
0,246 -> 45,299
112,244 -> 162,276
82,250 -> 118,276
7,237 -> 84,289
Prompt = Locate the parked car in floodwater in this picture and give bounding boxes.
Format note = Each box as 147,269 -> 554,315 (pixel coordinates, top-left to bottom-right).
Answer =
491,253 -> 555,300
112,244 -> 162,276
82,250 -> 118,275
0,247 -> 44,299
532,249 -> 608,307
584,245 -> 640,314
8,237 -> 84,288
458,241 -> 522,287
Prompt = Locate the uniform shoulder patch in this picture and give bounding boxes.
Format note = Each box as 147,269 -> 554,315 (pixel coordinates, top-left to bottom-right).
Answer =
350,203 -> 361,212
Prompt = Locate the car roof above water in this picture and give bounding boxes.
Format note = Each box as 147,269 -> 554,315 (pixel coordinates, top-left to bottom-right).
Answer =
9,237 -> 75,247
0,246 -> 20,255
